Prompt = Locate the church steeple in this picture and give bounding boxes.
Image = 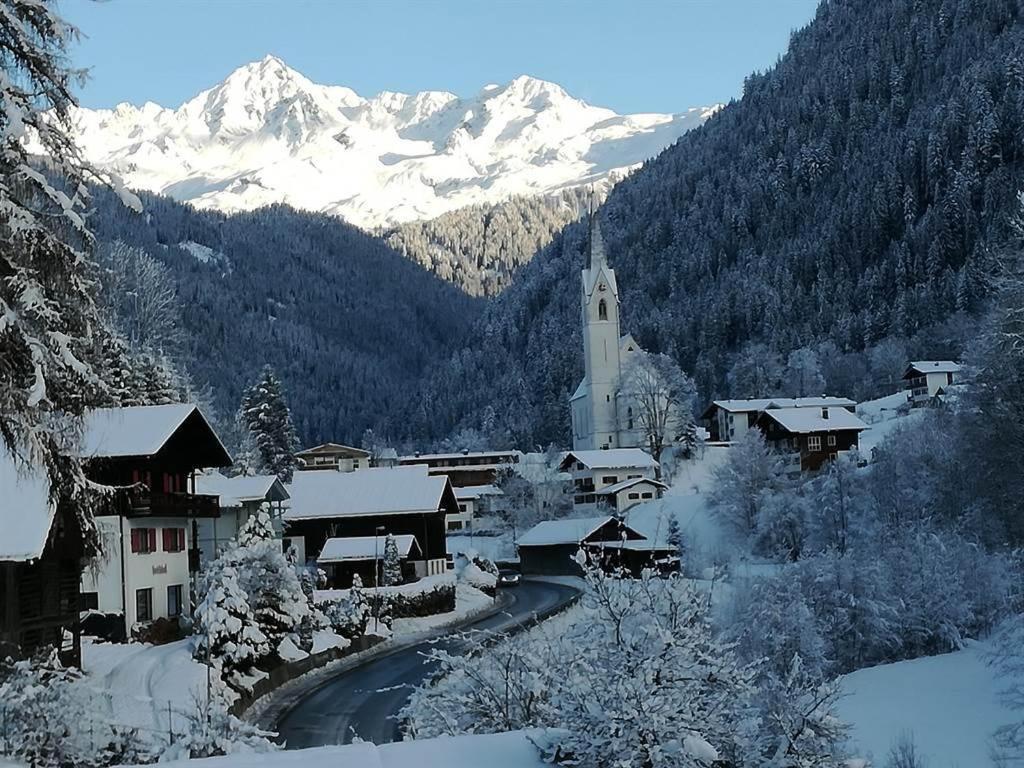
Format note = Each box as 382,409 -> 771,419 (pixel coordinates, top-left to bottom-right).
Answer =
589,213 -> 608,269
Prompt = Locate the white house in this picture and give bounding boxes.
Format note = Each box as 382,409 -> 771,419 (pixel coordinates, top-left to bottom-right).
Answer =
449,484 -> 504,532
558,449 -> 662,513
902,361 -> 962,406
193,472 -> 291,566
78,404 -> 231,634
701,396 -> 857,443
569,215 -> 648,451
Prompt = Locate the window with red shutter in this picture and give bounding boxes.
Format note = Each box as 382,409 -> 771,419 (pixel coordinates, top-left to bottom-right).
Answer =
130,529 -> 141,554
148,528 -> 156,553
162,528 -> 172,552
178,528 -> 186,552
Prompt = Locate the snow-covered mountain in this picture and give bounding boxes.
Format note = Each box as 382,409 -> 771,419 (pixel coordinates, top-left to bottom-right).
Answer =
69,56 -> 718,228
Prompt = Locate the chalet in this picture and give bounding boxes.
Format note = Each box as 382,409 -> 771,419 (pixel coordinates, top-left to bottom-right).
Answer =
78,404 -> 231,635
0,449 -> 91,666
193,472 -> 291,566
903,361 -> 962,406
702,397 -> 856,442
284,465 -> 456,579
295,442 -> 370,473
753,405 -> 868,472
449,484 -> 504,531
517,515 -> 675,576
316,534 -> 422,588
558,449 -> 661,512
398,449 -> 521,487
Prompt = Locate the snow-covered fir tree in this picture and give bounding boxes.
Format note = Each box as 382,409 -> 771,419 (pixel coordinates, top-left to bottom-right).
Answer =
238,366 -> 299,481
381,534 -> 403,587
193,564 -> 269,685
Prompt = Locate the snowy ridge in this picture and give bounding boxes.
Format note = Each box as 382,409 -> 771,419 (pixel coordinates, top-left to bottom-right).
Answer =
65,56 -> 717,228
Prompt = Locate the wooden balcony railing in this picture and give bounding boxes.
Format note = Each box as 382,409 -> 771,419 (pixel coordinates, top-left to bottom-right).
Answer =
128,489 -> 220,518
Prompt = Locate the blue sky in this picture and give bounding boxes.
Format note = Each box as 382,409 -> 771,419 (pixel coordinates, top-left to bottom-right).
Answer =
59,0 -> 820,114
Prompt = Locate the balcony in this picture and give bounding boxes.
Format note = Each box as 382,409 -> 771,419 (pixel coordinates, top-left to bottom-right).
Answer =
127,489 -> 220,519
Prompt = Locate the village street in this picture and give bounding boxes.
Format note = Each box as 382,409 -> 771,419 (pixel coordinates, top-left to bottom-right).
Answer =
272,580 -> 580,747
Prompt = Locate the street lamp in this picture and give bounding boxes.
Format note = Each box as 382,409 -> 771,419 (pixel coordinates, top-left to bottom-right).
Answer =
373,525 -> 385,632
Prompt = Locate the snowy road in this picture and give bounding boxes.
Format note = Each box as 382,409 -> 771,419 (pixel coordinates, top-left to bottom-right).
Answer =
274,579 -> 580,748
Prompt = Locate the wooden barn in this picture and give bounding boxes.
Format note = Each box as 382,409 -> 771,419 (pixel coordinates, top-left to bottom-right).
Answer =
316,534 -> 422,588
517,515 -> 674,576
0,449 -> 90,666
284,465 -> 456,580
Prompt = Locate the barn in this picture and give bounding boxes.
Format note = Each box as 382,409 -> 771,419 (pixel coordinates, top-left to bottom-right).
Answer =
517,515 -> 655,576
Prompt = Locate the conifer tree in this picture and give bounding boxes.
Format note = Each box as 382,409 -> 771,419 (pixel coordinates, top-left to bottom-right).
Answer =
381,534 -> 403,587
238,366 -> 299,482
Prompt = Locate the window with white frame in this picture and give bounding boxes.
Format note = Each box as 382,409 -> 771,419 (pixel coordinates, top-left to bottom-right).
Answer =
827,434 -> 837,447
808,436 -> 822,452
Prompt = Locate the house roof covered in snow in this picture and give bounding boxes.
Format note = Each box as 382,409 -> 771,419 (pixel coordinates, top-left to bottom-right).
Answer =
79,404 -> 231,466
903,360 -> 962,378
558,449 -> 658,472
517,515 -> 646,547
596,477 -> 669,496
756,406 -> 868,434
284,466 -> 458,521
454,484 -> 504,501
399,449 -> 520,464
0,448 -> 56,562
295,442 -> 370,459
701,396 -> 856,418
195,472 -> 289,506
317,534 -> 421,562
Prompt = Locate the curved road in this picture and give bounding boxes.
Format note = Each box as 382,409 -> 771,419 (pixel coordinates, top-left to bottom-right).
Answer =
275,579 -> 579,749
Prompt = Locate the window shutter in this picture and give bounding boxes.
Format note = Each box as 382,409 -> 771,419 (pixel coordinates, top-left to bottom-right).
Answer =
179,528 -> 186,551
163,528 -> 172,552
130,529 -> 140,554
148,528 -> 156,553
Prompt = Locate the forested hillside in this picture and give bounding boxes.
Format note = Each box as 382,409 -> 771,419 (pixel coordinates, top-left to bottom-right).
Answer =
383,188 -> 596,296
404,0 -> 1024,448
89,189 -> 482,444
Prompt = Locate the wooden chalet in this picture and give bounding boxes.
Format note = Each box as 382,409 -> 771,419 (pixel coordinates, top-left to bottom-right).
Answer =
398,449 -> 521,487
295,442 -> 370,472
284,465 -> 456,580
753,405 -> 868,472
0,449 -> 91,666
316,534 -> 423,588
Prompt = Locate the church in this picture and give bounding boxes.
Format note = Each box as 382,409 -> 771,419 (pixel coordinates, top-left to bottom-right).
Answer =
569,215 -> 646,451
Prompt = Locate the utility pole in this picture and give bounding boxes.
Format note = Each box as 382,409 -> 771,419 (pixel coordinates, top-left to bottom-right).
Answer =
373,525 -> 385,633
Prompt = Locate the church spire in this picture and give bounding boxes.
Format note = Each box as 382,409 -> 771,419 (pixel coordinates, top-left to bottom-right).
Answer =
588,193 -> 607,269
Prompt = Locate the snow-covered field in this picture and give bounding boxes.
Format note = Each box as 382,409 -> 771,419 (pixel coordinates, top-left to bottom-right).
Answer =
122,729 -> 549,768
838,642 -> 1018,767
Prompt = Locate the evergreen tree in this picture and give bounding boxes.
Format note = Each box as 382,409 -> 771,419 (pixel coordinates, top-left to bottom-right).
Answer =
238,366 -> 299,482
381,534 -> 403,587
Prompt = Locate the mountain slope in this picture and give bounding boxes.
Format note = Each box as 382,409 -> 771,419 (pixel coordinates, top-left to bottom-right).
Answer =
88,189 -> 481,445
70,56 -> 716,229
406,0 -> 1024,448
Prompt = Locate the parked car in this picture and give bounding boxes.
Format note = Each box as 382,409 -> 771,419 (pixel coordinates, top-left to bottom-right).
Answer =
497,569 -> 521,587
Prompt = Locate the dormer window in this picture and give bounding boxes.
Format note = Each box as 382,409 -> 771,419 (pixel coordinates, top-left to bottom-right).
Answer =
598,299 -> 608,320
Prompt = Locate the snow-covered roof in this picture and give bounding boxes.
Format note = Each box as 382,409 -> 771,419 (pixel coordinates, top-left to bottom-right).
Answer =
399,449 -> 520,463
79,404 -> 230,465
758,406 -> 868,434
559,449 -> 658,471
285,466 -> 455,521
317,534 -> 420,562
0,448 -> 56,562
518,516 -> 616,547
295,442 -> 369,459
195,472 -> 289,506
596,477 -> 668,496
703,396 -> 856,416
904,360 -> 961,377
591,538 -> 676,552
454,484 -> 504,500
569,379 -> 588,402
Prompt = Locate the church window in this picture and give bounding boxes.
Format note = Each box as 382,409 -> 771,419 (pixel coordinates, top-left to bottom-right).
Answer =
627,407 -> 633,429
598,299 -> 607,320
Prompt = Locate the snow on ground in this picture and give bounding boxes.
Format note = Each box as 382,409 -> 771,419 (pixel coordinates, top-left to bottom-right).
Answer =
838,641 -> 1019,767
77,637 -> 213,738
315,572 -> 455,603
122,729 -> 549,767
447,531 -> 516,562
856,392 -> 925,458
390,582 -> 496,638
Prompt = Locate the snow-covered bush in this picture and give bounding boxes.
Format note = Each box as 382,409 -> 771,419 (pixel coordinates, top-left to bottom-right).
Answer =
403,559 -> 848,767
193,564 -> 270,686
319,574 -> 372,640
161,693 -> 276,761
0,652 -> 151,767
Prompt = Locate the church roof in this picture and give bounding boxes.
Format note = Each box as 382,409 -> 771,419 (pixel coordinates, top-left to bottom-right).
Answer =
582,216 -> 618,299
570,379 -> 589,402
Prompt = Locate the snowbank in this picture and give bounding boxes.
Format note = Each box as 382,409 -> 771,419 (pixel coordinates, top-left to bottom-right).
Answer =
121,729 -> 548,767
314,572 -> 455,603
837,642 -> 1018,767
